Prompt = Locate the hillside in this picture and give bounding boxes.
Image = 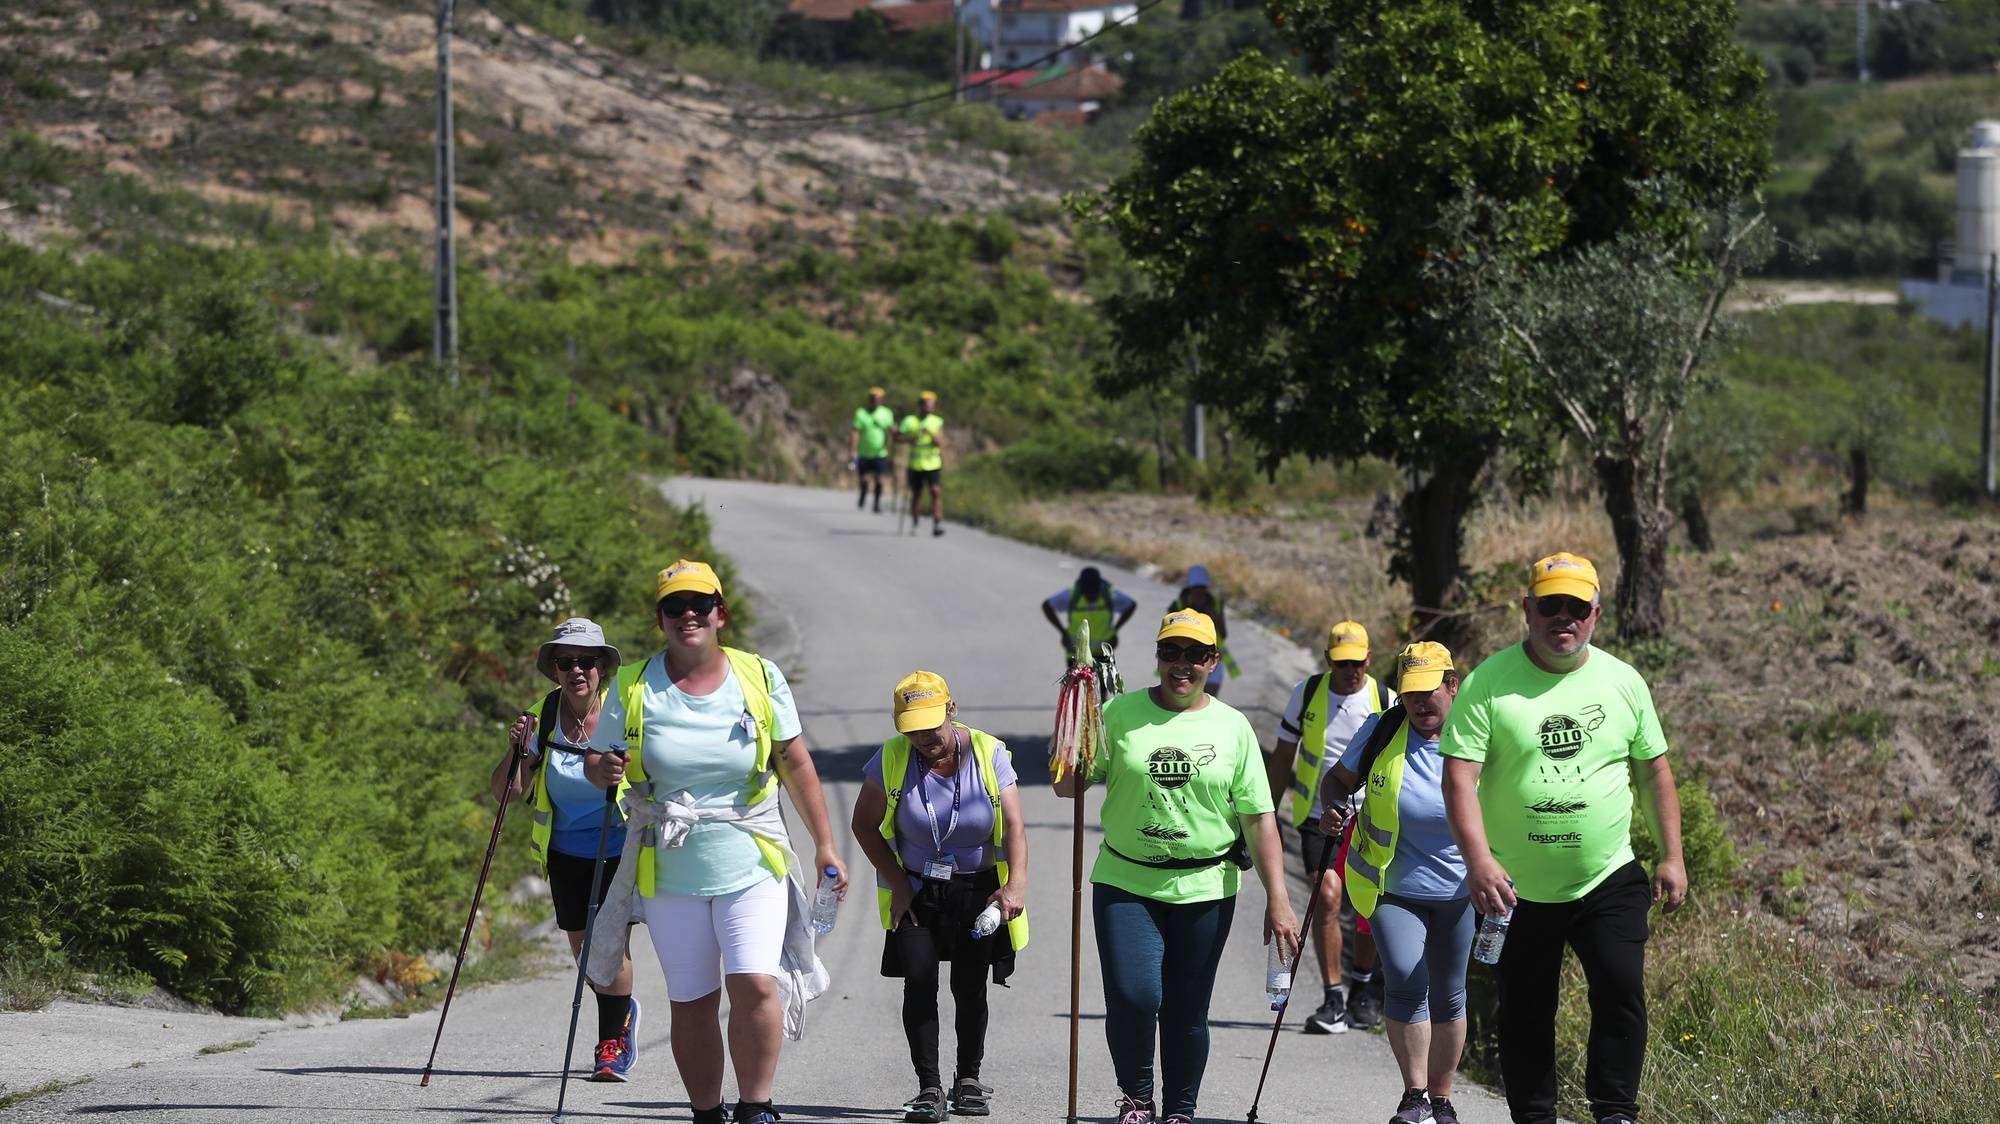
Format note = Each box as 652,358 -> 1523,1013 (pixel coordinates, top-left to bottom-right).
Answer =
1,0 -> 1051,258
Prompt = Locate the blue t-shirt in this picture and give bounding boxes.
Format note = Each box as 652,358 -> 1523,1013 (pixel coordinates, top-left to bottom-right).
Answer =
544,724 -> 625,859
863,733 -> 1017,892
592,653 -> 802,897
1340,714 -> 1466,901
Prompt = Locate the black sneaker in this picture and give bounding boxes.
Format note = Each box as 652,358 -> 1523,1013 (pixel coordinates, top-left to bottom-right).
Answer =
1594,1116 -> 1636,1124
1429,1097 -> 1460,1124
948,1077 -> 991,1117
1303,991 -> 1349,1034
1390,1088 -> 1432,1123
1347,984 -> 1383,1029
903,1086 -> 948,1123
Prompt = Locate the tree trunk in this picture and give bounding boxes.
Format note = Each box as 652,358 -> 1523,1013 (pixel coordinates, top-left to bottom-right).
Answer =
1678,485 -> 1715,553
1842,445 -> 1869,518
1596,455 -> 1672,640
1397,446 -> 1489,654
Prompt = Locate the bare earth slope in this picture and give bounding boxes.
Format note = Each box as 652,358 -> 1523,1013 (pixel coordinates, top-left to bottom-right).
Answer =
1,0 -> 1043,258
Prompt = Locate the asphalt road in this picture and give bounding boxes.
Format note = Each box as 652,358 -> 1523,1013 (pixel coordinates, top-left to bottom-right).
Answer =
0,479 -> 1509,1124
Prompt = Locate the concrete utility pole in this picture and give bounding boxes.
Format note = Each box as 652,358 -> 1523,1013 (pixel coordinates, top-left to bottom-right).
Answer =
433,0 -> 460,385
1184,402 -> 1206,462
953,0 -> 966,103
1856,0 -> 1870,82
1985,255 -> 1998,496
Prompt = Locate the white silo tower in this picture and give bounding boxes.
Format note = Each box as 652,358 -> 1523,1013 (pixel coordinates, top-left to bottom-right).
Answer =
1955,122 -> 2000,283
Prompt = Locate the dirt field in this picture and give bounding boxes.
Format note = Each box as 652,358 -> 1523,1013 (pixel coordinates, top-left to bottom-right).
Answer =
1019,488 -> 2000,993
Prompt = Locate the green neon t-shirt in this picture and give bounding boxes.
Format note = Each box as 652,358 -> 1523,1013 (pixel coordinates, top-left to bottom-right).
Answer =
900,413 -> 943,472
1088,690 -> 1272,904
853,405 -> 895,459
1438,643 -> 1669,903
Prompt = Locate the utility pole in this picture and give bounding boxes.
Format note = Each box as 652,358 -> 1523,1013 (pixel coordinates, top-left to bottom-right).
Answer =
953,0 -> 966,103
1856,0 -> 1869,82
1985,254 -> 1997,497
433,0 -> 460,385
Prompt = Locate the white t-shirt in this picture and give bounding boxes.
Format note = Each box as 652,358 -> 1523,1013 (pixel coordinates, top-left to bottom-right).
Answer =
592,652 -> 802,897
1045,586 -> 1137,614
1278,677 -> 1397,821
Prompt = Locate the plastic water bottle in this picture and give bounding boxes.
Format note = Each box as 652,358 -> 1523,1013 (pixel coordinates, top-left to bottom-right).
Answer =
1265,941 -> 1292,1011
810,866 -> 841,936
970,902 -> 1002,939
1472,904 -> 1514,965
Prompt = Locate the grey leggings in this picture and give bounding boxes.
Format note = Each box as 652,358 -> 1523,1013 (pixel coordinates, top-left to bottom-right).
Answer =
1370,894 -> 1474,1023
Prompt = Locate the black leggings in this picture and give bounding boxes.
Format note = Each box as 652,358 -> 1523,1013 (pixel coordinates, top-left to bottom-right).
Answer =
897,924 -> 992,1088
1497,860 -> 1651,1123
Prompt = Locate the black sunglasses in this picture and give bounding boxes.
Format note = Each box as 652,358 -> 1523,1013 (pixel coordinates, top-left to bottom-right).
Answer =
659,593 -> 721,618
553,655 -> 599,672
1156,642 -> 1216,664
1330,659 -> 1366,670
1535,595 -> 1594,621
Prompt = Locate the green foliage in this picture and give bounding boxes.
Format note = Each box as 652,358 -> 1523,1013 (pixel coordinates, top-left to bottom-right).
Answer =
674,393 -> 756,476
0,237 -> 714,1014
1631,773 -> 1736,891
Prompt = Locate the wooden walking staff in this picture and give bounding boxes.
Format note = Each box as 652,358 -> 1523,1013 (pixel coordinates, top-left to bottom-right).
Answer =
1050,622 -> 1107,1124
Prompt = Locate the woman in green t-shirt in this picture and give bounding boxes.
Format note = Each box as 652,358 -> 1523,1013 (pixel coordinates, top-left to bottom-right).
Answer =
1054,609 -> 1300,1124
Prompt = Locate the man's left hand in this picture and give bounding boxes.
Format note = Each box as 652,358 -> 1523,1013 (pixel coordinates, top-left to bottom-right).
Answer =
1652,855 -> 1688,912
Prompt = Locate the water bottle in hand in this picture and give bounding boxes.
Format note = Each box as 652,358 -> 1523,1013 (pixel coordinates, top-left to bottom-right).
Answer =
1472,904 -> 1514,965
1265,940 -> 1292,1011
970,902 -> 1002,939
810,865 -> 841,936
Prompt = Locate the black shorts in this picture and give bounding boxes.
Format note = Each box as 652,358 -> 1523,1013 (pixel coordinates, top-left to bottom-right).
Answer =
1294,818 -> 1340,872
857,456 -> 890,476
547,848 -> 626,932
907,467 -> 941,490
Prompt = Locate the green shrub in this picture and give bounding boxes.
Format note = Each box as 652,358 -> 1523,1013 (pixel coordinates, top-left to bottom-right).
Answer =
674,393 -> 757,476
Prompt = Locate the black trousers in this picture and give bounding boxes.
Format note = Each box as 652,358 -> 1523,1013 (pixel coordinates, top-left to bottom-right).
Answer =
887,869 -> 1007,1089
1497,860 -> 1651,1124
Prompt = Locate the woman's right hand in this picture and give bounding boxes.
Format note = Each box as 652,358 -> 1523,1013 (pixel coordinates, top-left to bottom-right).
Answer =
584,748 -> 627,789
887,881 -> 917,930
508,712 -> 536,751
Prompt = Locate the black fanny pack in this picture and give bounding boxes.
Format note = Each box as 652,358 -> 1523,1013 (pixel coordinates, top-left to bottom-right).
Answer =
1105,838 -> 1252,872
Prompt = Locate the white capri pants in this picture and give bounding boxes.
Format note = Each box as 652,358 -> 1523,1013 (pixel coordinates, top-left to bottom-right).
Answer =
638,876 -> 787,1001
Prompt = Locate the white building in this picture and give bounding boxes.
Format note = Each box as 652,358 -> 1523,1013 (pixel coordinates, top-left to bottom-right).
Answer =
1902,121 -> 2000,329
968,0 -> 1140,69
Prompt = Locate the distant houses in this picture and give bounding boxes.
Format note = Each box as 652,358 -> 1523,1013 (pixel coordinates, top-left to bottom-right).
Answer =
785,0 -> 1134,125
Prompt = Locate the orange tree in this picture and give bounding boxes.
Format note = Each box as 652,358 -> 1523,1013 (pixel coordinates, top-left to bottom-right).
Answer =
1082,0 -> 1770,646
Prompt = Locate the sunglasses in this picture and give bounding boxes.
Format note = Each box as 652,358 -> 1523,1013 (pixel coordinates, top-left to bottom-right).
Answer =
1535,595 -> 1594,621
1156,642 -> 1216,664
552,655 -> 599,672
1330,659 -> 1366,670
659,593 -> 721,618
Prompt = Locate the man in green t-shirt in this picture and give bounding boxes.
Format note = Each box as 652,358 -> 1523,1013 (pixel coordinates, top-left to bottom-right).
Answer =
849,386 -> 896,513
1439,552 -> 1686,1124
896,391 -> 945,538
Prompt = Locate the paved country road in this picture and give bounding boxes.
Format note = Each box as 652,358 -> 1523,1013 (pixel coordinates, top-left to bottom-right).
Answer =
1,479 -> 1508,1124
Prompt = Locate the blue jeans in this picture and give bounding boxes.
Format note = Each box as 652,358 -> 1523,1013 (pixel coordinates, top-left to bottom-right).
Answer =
1091,883 -> 1235,1118
1369,893 -> 1473,1024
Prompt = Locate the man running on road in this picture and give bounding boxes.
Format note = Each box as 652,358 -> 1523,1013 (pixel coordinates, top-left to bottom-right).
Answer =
1440,552 -> 1687,1124
1042,566 -> 1136,662
897,391 -> 945,538
1265,620 -> 1393,1034
851,386 -> 896,513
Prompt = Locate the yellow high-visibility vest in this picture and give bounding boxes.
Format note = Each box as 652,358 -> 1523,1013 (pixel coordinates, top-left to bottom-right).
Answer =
1288,673 -> 1387,826
875,725 -> 1029,953
1342,722 -> 1416,919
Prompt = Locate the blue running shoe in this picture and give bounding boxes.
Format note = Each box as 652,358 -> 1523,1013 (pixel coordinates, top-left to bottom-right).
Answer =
591,996 -> 639,1082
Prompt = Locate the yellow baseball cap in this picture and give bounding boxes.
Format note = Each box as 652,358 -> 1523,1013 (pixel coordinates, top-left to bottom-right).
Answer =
656,559 -> 723,602
1395,641 -> 1454,693
893,669 -> 952,733
867,385 -> 886,396
919,389 -> 938,402
1156,608 -> 1217,646
1327,620 -> 1370,662
1530,552 -> 1599,602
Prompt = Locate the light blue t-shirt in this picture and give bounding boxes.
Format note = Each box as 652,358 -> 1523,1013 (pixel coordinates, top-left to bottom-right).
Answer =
592,653 -> 802,897
544,724 -> 626,859
1340,714 -> 1466,901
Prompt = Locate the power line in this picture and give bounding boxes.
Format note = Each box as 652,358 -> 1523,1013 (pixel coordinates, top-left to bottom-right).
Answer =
478,0 -> 1170,129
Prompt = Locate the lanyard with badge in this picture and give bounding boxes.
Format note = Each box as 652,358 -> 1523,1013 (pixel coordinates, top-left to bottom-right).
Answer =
917,728 -> 964,882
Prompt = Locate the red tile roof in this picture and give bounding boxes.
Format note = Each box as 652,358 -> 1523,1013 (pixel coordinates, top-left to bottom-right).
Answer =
879,1 -> 959,31
1002,0 -> 1137,11
788,0 -> 872,20
963,67 -> 1041,90
1001,63 -> 1124,100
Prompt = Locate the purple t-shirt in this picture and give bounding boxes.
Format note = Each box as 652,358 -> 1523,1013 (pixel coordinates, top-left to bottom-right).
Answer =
863,734 -> 1017,888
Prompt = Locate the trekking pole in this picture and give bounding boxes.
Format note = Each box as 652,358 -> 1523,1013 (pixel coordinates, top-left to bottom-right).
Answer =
551,749 -> 626,1124
1245,812 -> 1343,1124
421,717 -> 534,1087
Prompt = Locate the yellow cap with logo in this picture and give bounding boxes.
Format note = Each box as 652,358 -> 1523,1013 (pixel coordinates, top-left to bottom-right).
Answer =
1530,552 -> 1599,602
1327,620 -> 1370,662
1156,608 -> 1217,647
893,669 -> 952,733
1395,641 -> 1454,693
919,389 -> 938,402
867,385 -> 886,396
656,559 -> 723,602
